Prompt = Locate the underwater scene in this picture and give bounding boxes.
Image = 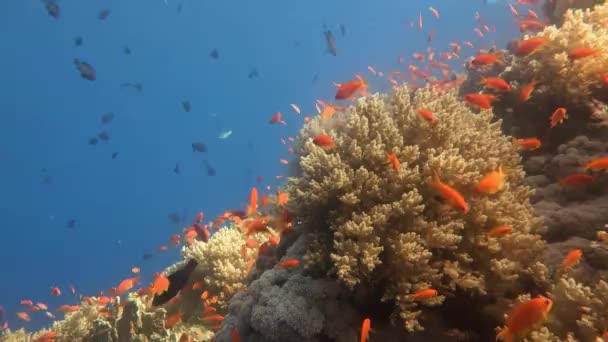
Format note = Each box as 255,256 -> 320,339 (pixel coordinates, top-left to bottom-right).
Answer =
3,0 -> 608,341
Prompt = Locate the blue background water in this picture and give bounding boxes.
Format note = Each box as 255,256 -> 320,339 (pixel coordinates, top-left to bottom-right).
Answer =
0,0 -> 520,331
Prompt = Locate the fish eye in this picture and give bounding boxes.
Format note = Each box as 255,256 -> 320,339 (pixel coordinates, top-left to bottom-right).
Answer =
544,299 -> 550,306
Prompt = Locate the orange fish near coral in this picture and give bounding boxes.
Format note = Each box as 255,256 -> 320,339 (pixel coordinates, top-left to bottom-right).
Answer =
515,37 -> 546,56
312,134 -> 335,150
269,112 -> 286,125
411,288 -> 438,300
417,108 -> 437,124
232,328 -> 241,342
550,107 -> 567,128
116,277 -> 139,296
16,312 -> 31,322
471,53 -> 502,67
277,258 -> 300,268
248,187 -> 258,216
561,249 -> 583,271
165,312 -> 183,329
480,77 -> 511,92
464,93 -> 496,110
583,157 -> 608,171
152,273 -> 170,296
559,173 -> 595,186
360,318 -> 371,342
519,80 -> 537,102
430,173 -> 468,214
386,153 -> 400,171
473,167 -> 506,194
569,47 -> 601,60
496,297 -> 552,342
51,287 -> 61,296
487,225 -> 513,238
514,138 -> 541,150
335,79 -> 368,100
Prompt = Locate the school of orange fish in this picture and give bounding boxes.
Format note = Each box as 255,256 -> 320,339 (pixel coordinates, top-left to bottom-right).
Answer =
12,0 -> 608,341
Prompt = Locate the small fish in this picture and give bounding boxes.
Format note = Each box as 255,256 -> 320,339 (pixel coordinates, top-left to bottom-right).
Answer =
45,1 -> 60,18
165,312 -> 183,329
515,37 -> 546,56
513,138 -> 541,150
111,152 -> 118,159
559,173 -> 595,186
218,130 -> 233,139
101,112 -> 114,124
519,80 -> 537,102
561,249 -> 583,271
312,134 -> 335,150
143,253 -> 154,260
174,162 -> 181,174
386,153 -> 400,171
269,112 -> 286,125
360,318 -> 371,342
323,29 -> 337,56
496,297 -> 552,342
232,328 -> 241,342
74,36 -> 83,47
417,108 -> 437,124
98,9 -> 111,20
583,157 -> 608,171
74,59 -> 96,81
182,100 -> 191,112
473,167 -> 505,194
98,131 -> 109,142
277,258 -> 299,268
335,79 -> 368,100
480,77 -> 511,92
152,273 -> 170,296
203,160 -> 216,176
471,53 -> 502,67
123,46 -> 132,55
430,173 -> 468,213
248,68 -> 259,79
550,107 -> 567,128
209,49 -> 219,59
411,288 -> 438,300
192,142 -> 208,153
487,225 -> 513,237
569,47 -> 601,60
464,93 -> 496,110
247,187 -> 258,216
51,287 -> 61,296
116,277 -> 139,296
66,219 -> 77,229
16,312 -> 30,322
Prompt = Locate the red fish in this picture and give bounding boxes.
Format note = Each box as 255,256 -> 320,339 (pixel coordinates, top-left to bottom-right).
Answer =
561,249 -> 582,270
464,93 -> 496,110
514,138 -> 541,150
519,80 -> 537,102
269,112 -> 286,125
569,47 -> 602,60
480,77 -> 511,92
487,226 -> 513,237
559,173 -> 595,186
277,258 -> 300,268
360,318 -> 371,342
335,79 -> 368,100
417,108 -> 437,124
51,287 -> 61,296
583,157 -> 608,171
312,134 -> 335,150
515,37 -> 546,56
386,153 -> 400,171
497,297 -> 552,341
471,53 -> 502,67
430,173 -> 468,213
411,288 -> 438,300
550,107 -> 567,128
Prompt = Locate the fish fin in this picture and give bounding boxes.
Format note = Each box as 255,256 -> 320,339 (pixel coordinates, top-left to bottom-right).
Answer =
496,327 -> 512,342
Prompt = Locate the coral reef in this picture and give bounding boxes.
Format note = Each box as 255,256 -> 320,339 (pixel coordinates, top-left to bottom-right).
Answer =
542,0 -> 605,26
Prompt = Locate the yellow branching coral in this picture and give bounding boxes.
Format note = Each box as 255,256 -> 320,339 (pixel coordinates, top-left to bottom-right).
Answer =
287,85 -> 548,331
182,224 -> 269,310
501,3 -> 608,106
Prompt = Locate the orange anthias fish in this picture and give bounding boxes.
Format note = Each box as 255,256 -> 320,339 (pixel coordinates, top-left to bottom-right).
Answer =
34,331 -> 56,342
56,305 -> 80,313
569,47 -> 602,60
561,249 -> 583,271
411,288 -> 438,300
480,77 -> 511,92
335,79 -> 368,100
473,167 -> 506,194
464,93 -> 496,110
515,37 -> 547,56
276,190 -> 289,206
232,327 -> 241,342
360,318 -> 371,342
430,173 -> 468,214
471,53 -> 502,67
116,277 -> 139,296
312,134 -> 335,150
514,138 -> 541,150
496,297 -> 552,342
559,173 -> 595,186
550,107 -> 567,128
165,312 -> 183,329
519,80 -> 537,102
248,187 -> 258,216
487,225 -> 513,238
277,258 -> 300,268
386,153 -> 400,171
16,312 -> 31,322
583,157 -> 608,171
152,273 -> 170,296
269,112 -> 286,125
51,287 -> 61,296
417,108 -> 437,124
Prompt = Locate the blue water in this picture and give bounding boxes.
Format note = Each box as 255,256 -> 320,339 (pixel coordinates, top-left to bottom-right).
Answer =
0,0 -> 521,332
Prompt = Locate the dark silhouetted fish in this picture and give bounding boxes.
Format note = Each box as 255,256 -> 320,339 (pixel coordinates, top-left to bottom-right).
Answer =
121,82 -> 143,92
152,259 -> 198,306
111,152 -> 118,159
143,253 -> 154,260
42,175 -> 53,185
248,68 -> 259,79
98,131 -> 109,142
203,160 -> 216,176
74,59 -> 96,81
312,72 -> 319,83
323,29 -> 337,56
192,142 -> 207,153
174,162 -> 181,174
74,36 -> 83,47
340,24 -> 346,36
66,219 -> 76,229
98,9 -> 111,20
168,212 -> 181,224
89,137 -> 98,145
44,1 -> 60,18
101,112 -> 114,124
123,46 -> 132,55
209,49 -> 219,59
182,100 -> 191,112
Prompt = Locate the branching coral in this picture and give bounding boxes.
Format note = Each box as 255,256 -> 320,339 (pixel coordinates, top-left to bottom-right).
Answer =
283,85 -> 549,333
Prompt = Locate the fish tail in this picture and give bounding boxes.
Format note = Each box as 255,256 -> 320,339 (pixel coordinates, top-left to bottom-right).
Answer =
496,327 -> 513,342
